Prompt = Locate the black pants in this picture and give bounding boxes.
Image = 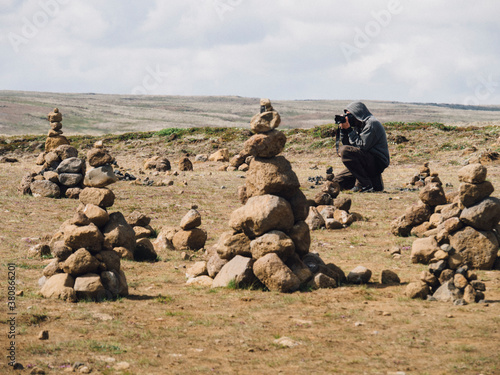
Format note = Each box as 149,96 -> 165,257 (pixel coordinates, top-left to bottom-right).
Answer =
333,145 -> 384,190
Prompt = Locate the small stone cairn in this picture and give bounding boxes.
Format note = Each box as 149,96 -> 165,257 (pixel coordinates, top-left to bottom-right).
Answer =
19,108 -> 85,199
153,207 -> 207,252
184,99 -> 346,292
405,162 -> 441,188
402,163 -> 500,303
38,142 -> 157,302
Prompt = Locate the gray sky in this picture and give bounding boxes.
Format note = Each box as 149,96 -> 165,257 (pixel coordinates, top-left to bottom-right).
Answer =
1,0 -> 499,105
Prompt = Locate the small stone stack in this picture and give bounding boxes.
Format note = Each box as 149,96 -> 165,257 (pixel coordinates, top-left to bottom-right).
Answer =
185,99 -> 346,292
45,108 -> 70,152
391,167 -> 449,237
153,208 -> 207,252
305,195 -> 359,231
19,108 -> 85,199
405,162 -> 442,188
404,163 -> 500,304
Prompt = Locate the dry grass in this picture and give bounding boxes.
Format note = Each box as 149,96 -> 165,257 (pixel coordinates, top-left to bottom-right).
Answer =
0,124 -> 499,374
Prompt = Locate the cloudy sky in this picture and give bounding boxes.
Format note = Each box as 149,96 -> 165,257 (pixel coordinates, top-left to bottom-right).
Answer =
1,0 -> 499,105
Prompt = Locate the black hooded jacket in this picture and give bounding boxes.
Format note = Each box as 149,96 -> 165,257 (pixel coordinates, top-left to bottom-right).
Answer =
340,102 -> 390,169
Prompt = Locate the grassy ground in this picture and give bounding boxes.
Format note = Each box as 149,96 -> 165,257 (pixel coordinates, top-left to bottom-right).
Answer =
0,124 -> 499,374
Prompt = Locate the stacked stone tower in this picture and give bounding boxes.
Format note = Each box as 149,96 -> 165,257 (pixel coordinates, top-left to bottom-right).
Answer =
187,99 -> 345,292
19,108 -> 84,199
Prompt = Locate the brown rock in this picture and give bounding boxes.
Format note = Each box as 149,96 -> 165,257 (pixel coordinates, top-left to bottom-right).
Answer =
449,226 -> 499,269
134,238 -> 158,261
178,157 -> 193,171
62,248 -> 101,276
212,255 -> 256,288
245,156 -> 300,200
40,273 -> 76,301
79,187 -> 115,208
458,163 -> 487,184
322,181 -> 341,199
287,221 -> 310,257
84,165 -> 118,188
405,281 -> 430,299
289,189 -> 309,222
206,251 -> 228,278
74,273 -> 106,301
305,206 -> 325,230
229,194 -> 294,238
172,228 -> 207,250
45,135 -> 69,152
126,211 -> 151,227
419,182 -> 447,206
410,236 -> 439,264
96,250 -> 121,272
208,148 -> 229,162
180,209 -> 202,230
307,273 -> 337,289
380,270 -> 400,284
65,188 -> 82,199
63,223 -> 103,252
242,130 -> 286,158
215,231 -> 251,260
459,181 -> 495,208
333,196 -> 351,211
253,253 -> 300,293
314,192 -> 332,206
102,212 -> 136,253
250,110 -> 281,133
55,145 -> 78,160
30,180 -> 61,198
113,247 -> 134,260
82,204 -> 109,228
250,230 -> 295,261
87,148 -> 114,167
285,252 -> 313,284
460,197 -> 500,231
410,221 -> 433,237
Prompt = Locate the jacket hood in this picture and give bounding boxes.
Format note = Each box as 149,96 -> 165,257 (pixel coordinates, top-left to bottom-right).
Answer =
345,102 -> 372,122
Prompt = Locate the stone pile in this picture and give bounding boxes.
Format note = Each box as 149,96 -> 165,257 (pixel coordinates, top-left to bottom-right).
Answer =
19,108 -> 85,199
153,207 -> 207,252
184,99 -> 346,292
402,163 -> 500,303
405,162 -> 442,188
37,143 -> 156,301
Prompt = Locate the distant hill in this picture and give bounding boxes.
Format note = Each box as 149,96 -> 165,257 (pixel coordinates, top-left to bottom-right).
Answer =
1,90 -> 499,136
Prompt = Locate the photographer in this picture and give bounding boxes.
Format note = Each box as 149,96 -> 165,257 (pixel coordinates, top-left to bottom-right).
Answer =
333,101 -> 389,192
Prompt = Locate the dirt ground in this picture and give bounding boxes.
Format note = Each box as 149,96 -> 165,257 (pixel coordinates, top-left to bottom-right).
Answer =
1,131 -> 499,375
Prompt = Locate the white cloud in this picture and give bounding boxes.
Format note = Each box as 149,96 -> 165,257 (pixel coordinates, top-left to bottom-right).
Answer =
0,0 -> 499,104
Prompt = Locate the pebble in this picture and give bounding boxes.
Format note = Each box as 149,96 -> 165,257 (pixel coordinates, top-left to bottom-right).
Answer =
114,362 -> 130,371
38,330 -> 49,340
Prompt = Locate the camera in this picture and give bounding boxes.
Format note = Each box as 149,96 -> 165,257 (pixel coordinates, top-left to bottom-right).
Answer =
334,114 -> 346,124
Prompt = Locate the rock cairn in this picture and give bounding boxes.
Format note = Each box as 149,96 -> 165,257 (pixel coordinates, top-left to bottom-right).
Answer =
38,143 -> 157,301
184,99 -> 346,292
19,108 -> 84,199
402,163 -> 500,303
153,207 -> 207,252
405,162 -> 442,188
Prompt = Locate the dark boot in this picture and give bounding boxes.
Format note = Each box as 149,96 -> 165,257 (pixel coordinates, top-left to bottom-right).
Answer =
370,173 -> 384,191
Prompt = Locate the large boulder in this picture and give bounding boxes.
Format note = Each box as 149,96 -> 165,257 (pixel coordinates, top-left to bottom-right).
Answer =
458,163 -> 487,184
87,148 -> 114,167
62,248 -> 101,276
45,135 -> 69,152
459,181 -> 494,208
253,253 -> 300,293
56,157 -> 84,174
419,182 -> 447,206
460,197 -> 500,231
180,209 -> 202,230
74,273 -> 106,301
245,156 -> 300,200
212,255 -> 256,288
215,231 -> 251,260
229,195 -> 294,238
30,180 -> 60,198
287,221 -> 310,257
172,228 -> 207,250
102,212 -> 137,254
250,230 -> 295,261
58,173 -> 83,187
250,110 -> 281,133
449,226 -> 499,269
410,236 -> 440,264
242,130 -> 286,158
63,223 -> 104,253
84,165 -> 118,188
79,187 -> 115,208
40,273 -> 76,301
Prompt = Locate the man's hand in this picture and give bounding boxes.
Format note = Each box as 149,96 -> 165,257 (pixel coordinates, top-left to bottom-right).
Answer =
340,115 -> 350,129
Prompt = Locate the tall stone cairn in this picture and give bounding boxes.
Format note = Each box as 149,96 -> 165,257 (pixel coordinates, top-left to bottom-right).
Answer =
19,108 -> 84,199
39,142 -> 155,302
186,99 -> 346,292
404,163 -> 500,303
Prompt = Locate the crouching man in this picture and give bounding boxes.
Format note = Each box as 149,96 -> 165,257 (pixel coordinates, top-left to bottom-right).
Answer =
333,101 -> 390,192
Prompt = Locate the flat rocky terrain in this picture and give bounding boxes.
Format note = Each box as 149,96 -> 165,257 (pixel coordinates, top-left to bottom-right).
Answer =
1,96 -> 499,374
